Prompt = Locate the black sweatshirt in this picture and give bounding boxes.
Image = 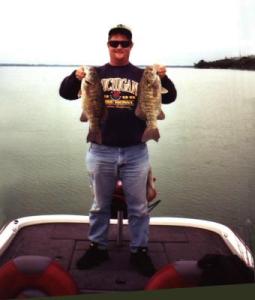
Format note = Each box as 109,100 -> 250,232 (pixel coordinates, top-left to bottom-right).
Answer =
59,63 -> 177,147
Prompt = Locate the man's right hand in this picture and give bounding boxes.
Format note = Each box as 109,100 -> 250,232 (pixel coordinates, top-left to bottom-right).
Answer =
75,66 -> 86,81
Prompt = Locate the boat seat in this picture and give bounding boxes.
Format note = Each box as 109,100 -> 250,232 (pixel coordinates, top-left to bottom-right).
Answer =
111,168 -> 159,245
0,255 -> 79,298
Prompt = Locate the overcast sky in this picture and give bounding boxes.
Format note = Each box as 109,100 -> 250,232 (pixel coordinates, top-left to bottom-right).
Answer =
0,0 -> 254,65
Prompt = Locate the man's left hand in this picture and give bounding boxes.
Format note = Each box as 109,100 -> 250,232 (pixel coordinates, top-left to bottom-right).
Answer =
155,65 -> 167,78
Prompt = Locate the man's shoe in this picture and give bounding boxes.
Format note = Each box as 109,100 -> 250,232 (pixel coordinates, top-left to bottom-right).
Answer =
130,247 -> 156,277
76,242 -> 109,270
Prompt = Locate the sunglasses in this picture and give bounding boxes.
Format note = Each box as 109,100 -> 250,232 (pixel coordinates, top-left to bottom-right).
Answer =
108,40 -> 132,48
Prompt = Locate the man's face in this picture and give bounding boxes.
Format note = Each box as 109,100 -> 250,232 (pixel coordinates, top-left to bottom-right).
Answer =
107,33 -> 133,66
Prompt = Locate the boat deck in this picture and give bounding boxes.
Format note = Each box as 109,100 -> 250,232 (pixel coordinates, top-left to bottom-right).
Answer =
0,221 -> 235,293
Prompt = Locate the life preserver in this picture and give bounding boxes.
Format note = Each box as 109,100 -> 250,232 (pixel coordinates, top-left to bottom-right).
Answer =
144,261 -> 202,290
0,255 -> 79,299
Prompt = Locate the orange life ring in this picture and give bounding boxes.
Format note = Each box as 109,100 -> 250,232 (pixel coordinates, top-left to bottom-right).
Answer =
144,261 -> 201,290
0,255 -> 78,299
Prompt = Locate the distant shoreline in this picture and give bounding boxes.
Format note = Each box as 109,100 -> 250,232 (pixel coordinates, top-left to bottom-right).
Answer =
2,58 -> 255,70
194,55 -> 255,71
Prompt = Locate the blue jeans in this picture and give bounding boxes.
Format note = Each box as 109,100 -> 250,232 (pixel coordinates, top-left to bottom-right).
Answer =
86,143 -> 150,250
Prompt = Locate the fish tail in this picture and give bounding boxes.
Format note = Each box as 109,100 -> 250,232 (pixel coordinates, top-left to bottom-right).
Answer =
86,129 -> 102,144
142,127 -> 160,142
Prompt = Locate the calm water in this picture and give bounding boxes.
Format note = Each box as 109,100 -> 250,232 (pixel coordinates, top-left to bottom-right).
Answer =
0,66 -> 255,237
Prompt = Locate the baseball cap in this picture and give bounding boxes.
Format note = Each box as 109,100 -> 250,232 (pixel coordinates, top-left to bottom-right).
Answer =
108,24 -> 132,41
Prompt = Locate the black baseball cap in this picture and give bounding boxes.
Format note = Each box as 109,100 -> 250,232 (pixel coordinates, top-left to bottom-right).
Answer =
108,24 -> 132,41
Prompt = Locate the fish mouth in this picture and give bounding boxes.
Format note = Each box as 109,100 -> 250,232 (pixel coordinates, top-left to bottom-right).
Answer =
85,80 -> 96,86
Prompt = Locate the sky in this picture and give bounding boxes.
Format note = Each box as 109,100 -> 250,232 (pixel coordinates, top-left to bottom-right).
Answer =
0,0 -> 254,66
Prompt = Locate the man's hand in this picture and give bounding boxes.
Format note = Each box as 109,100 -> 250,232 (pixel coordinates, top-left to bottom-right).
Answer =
75,66 -> 86,81
155,64 -> 167,78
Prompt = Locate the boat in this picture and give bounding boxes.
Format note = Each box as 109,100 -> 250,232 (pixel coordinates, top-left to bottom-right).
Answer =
0,184 -> 254,297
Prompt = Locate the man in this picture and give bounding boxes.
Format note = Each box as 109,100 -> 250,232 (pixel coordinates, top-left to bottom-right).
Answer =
59,24 -> 177,277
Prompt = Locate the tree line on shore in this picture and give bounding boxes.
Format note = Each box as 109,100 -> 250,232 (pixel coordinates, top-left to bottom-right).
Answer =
194,55 -> 255,70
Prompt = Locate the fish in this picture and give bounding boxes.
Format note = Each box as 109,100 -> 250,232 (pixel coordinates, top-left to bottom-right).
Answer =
135,65 -> 166,142
80,66 -> 105,144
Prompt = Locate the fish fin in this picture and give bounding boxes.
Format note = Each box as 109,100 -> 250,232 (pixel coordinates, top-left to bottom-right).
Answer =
142,127 -> 160,142
87,130 -> 102,144
135,104 -> 147,120
80,112 -> 88,122
157,109 -> 165,120
161,87 -> 168,94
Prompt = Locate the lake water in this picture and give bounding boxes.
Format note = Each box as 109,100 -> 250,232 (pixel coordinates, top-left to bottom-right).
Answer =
0,66 -> 254,242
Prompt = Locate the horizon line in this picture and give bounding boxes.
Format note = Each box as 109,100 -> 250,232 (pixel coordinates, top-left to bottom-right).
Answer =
0,63 -> 194,68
